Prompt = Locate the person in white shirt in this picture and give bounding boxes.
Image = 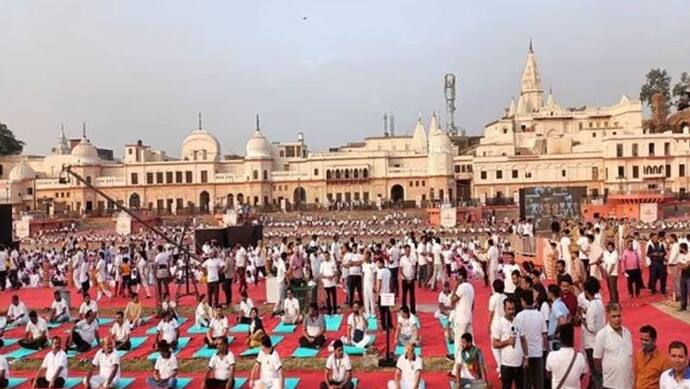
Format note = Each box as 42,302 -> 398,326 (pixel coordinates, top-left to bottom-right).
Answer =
249,335 -> 284,389
660,341 -> 690,389
206,308 -> 229,348
195,294 -> 213,328
110,311 -> 132,350
343,245 -> 363,309
434,283 -> 454,322
593,303 -> 633,389
487,279 -> 506,371
281,289 -> 302,325
492,299 -> 524,388
395,306 -> 420,347
271,253 -> 288,316
319,251 -> 339,315
546,323 -> 589,389
66,311 -> 100,352
387,240 -> 401,296
85,337 -> 121,389
514,291 -> 547,389
79,293 -> 99,320
19,310 -> 49,349
32,336 -> 68,389
388,342 -> 423,389
361,251 -> 377,318
48,291 -> 70,323
451,267 -> 475,345
147,343 -> 178,389
340,302 -> 371,349
559,230 -> 573,275
580,279 -> 605,388
602,241 -> 620,304
667,233 -> 683,303
319,340 -> 354,389
577,228 -> 590,270
299,304 -> 326,349
427,238 -> 444,290
155,311 -> 180,351
237,291 -> 255,324
400,245 -> 417,314
202,254 -> 224,308
487,239 -> 500,286
202,337 -> 235,389
6,294 -> 28,327
0,352 -> 7,389
159,294 -> 178,320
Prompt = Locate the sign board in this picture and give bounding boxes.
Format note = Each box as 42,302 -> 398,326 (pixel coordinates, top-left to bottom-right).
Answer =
280,198 -> 287,212
15,215 -> 32,239
222,209 -> 238,226
440,206 -> 457,228
639,203 -> 658,223
116,212 -> 132,235
380,292 -> 395,307
519,186 -> 587,230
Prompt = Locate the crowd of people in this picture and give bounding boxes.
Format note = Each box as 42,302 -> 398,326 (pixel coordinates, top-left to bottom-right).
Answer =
0,215 -> 689,388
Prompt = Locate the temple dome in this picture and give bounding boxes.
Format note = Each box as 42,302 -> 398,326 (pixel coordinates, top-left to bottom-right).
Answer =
181,129 -> 221,161
9,161 -> 36,182
70,137 -> 100,163
245,129 -> 273,160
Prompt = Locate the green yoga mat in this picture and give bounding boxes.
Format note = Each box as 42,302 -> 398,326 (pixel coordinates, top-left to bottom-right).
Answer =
7,378 -> 26,388
176,377 -> 192,388
229,323 -> 250,333
193,338 -> 235,358
6,347 -> 38,360
273,322 -> 297,333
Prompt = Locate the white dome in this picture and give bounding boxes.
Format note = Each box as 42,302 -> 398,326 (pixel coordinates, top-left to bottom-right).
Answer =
181,129 -> 221,161
245,129 -> 273,160
71,137 -> 100,162
9,161 -> 36,182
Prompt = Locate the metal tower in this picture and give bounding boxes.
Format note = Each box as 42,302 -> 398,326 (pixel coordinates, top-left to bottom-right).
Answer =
444,74 -> 461,135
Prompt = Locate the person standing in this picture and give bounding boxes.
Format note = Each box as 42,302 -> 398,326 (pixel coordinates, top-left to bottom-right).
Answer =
320,251 -> 338,315
545,323 -> 589,389
602,242 -> 620,304
319,340 -> 354,389
667,234 -> 682,303
593,303 -> 633,389
451,268 -> 475,346
221,249 -> 235,307
202,251 -> 224,308
361,251 -> 377,318
514,291 -> 547,389
633,325 -> 669,389
400,245 -> 417,315
387,239 -> 400,297
271,252 -> 288,317
344,245 -> 363,309
620,239 -> 643,298
582,280 -> 605,389
492,299 -> 524,389
376,258 -> 393,333
660,341 -> 690,388
235,243 -> 248,293
647,233 -> 668,295
677,242 -> 690,311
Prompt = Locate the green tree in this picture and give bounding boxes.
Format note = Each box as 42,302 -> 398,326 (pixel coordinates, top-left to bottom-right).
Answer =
672,72 -> 690,111
0,123 -> 25,155
640,68 -> 671,110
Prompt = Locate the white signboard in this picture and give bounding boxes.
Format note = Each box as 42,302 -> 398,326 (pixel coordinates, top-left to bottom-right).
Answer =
639,203 -> 658,223
380,292 -> 395,307
280,198 -> 287,212
15,215 -> 32,239
440,206 -> 457,228
222,209 -> 238,226
116,212 -> 132,235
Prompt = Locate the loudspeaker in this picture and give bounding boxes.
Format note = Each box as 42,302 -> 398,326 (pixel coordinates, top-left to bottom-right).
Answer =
0,204 -> 12,246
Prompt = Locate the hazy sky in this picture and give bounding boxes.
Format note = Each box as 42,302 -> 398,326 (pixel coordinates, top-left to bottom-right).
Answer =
1,1 -> 688,156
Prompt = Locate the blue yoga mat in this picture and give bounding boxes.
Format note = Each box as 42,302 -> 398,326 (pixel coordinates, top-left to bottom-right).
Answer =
233,377 -> 248,389
240,336 -> 284,357
395,345 -> 422,356
367,317 -> 377,331
7,347 -> 38,359
147,337 -> 191,361
64,377 -> 82,388
1,338 -> 19,348
187,325 -> 209,334
291,347 -> 319,358
438,316 -> 449,328
446,341 -> 455,355
176,377 -> 192,388
145,318 -> 187,334
7,378 -> 26,388
97,318 -> 114,326
285,378 -> 300,389
116,336 -> 148,358
325,315 -> 343,331
352,378 -> 358,389
115,377 -> 135,388
273,322 -> 297,333
229,323 -> 249,333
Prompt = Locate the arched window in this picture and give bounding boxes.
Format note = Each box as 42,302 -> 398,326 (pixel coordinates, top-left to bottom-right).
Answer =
326,170 -> 331,179
353,169 -> 359,179
344,169 -> 350,179
253,170 -> 259,180
363,168 -> 368,178
263,170 -> 268,180
335,170 -> 341,179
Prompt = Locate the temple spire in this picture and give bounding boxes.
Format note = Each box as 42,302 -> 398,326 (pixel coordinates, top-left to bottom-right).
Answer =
520,39 -> 543,112
82,122 -> 87,139
198,112 -> 202,130
255,114 -> 260,131
529,37 -> 533,53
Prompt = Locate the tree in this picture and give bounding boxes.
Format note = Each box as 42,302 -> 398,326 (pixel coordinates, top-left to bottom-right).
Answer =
640,68 -> 671,110
0,123 -> 25,155
672,72 -> 690,111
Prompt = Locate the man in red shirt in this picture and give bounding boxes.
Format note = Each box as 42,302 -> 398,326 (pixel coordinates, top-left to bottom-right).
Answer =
559,274 -> 578,319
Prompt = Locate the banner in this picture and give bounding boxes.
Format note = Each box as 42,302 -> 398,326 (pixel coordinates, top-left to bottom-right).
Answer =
639,203 -> 658,223
116,212 -> 132,235
440,206 -> 457,228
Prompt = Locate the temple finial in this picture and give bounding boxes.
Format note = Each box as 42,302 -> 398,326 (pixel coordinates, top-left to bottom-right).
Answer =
529,38 -> 533,53
256,114 -> 260,131
198,112 -> 202,130
82,122 -> 87,138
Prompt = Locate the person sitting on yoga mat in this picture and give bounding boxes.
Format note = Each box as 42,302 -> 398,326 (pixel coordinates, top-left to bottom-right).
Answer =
159,293 -> 178,320
32,336 -> 67,389
299,303 -> 326,349
319,340 -> 354,389
388,342 -> 423,389
78,293 -> 98,321
147,342 -> 178,389
201,337 -> 236,389
280,288 -> 302,325
6,294 -> 28,327
249,335 -> 284,389
340,301 -> 371,349
84,337 -> 120,389
395,305 -> 420,347
47,291 -> 70,324
0,352 -> 9,389
237,291 -> 254,324
110,311 -> 131,350
246,307 -> 266,349
19,310 -> 49,350
66,310 -> 100,353
205,307 -> 229,348
125,293 -> 145,327
195,294 -> 213,328
155,311 -> 179,351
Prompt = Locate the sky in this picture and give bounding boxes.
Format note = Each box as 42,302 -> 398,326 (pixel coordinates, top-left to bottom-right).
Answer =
1,0 -> 688,156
